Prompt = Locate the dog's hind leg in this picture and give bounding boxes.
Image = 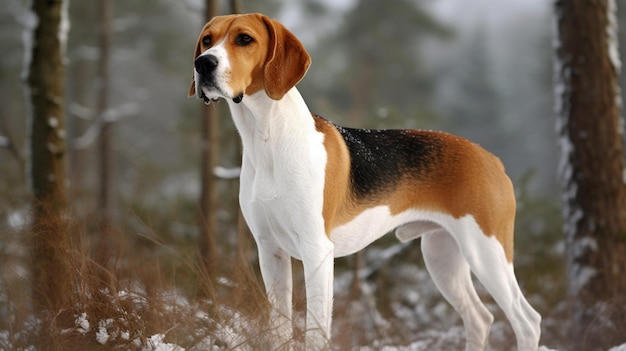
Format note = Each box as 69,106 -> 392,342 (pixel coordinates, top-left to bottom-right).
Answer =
421,230 -> 494,351
452,221 -> 541,351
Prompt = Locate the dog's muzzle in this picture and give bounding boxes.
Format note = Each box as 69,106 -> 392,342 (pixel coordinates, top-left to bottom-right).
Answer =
194,54 -> 244,104
194,54 -> 219,105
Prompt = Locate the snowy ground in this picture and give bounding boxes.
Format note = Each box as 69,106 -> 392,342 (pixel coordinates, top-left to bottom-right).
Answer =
1,236 -> 624,350
8,264 -> 620,351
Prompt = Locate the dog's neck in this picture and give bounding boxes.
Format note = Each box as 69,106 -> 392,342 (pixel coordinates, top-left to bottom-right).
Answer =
226,87 -> 315,151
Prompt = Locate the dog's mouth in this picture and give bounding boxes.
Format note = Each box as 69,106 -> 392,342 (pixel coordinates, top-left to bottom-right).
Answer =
199,85 -> 221,105
199,85 -> 244,105
200,91 -> 219,105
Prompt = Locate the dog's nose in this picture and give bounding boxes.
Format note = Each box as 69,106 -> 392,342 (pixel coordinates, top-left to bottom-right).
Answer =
195,54 -> 218,75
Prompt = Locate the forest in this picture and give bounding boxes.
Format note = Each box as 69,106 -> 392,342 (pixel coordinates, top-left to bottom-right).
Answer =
1,0 -> 625,350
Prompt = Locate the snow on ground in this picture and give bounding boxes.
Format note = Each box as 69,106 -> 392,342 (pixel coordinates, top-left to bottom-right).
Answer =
1,282 -> 625,351
145,334 -> 184,351
0,239 -> 623,350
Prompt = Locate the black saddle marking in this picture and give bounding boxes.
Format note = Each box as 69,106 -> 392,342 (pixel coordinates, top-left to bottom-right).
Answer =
323,117 -> 444,200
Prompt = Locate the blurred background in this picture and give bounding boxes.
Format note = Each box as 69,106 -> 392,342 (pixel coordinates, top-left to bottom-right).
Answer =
1,0 -> 563,244
1,0 -> 559,214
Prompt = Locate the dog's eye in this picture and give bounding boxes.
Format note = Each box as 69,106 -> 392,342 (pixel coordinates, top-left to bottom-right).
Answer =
201,35 -> 211,47
235,34 -> 254,46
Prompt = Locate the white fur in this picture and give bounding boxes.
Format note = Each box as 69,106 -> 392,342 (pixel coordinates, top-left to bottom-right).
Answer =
227,88 -> 334,350
333,208 -> 541,350
194,37 -> 234,101
193,27 -> 541,351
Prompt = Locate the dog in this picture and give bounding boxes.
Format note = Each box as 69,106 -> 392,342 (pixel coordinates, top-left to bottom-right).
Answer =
189,13 -> 541,351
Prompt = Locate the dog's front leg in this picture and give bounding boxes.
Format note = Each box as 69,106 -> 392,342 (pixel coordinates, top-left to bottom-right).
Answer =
257,238 -> 294,348
302,239 -> 334,351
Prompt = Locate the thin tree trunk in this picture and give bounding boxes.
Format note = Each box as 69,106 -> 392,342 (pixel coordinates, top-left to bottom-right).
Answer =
92,0 -> 116,279
231,0 -> 243,14
27,0 -> 71,311
229,0 -> 252,267
69,58 -> 90,212
198,0 -> 220,291
553,0 -> 626,349
98,0 -> 113,220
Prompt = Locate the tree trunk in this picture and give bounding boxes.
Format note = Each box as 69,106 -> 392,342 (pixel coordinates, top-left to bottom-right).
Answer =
97,0 -> 114,220
553,0 -> 626,349
197,0 -> 220,291
69,58 -> 90,214
26,0 -> 71,311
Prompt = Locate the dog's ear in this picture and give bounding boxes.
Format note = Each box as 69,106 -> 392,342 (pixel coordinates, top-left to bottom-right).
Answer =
261,16 -> 311,100
189,22 -> 209,97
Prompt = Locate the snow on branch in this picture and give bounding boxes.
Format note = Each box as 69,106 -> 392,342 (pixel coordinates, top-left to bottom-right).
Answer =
72,120 -> 101,150
20,8 -> 38,81
72,102 -> 139,149
102,102 -> 140,123
607,0 -> 621,74
0,124 -> 24,166
69,102 -> 94,120
213,166 -> 241,180
0,135 -> 9,148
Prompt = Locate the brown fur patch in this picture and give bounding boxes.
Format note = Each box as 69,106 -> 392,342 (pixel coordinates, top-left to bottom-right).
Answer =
313,120 -> 515,262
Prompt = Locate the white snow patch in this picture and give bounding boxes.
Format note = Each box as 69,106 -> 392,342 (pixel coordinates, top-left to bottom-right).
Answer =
21,8 -> 38,80
72,120 -> 101,149
606,0 -> 625,138
96,319 -> 113,345
48,117 -> 59,128
538,347 -> 560,351
75,312 -> 90,334
0,135 -> 9,147
609,344 -> 626,351
95,327 -> 109,345
570,266 -> 597,295
213,166 -> 241,179
144,334 -> 184,351
573,236 -> 598,256
553,6 -> 582,243
58,0 -> 70,56
73,103 -> 139,149
69,102 -> 95,120
102,102 -> 140,123
563,206 -> 582,240
7,209 -> 30,230
606,0 -> 621,73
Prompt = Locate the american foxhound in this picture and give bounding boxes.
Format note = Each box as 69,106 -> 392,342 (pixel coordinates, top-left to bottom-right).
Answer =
189,13 -> 541,351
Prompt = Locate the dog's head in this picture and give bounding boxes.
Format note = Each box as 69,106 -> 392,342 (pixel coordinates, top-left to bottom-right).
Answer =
188,13 -> 311,104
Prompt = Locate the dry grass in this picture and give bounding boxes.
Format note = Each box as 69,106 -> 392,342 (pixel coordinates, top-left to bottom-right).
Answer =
0,210 -> 290,351
2,198 -> 618,351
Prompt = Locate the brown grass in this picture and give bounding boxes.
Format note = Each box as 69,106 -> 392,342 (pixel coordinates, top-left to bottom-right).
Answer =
0,209 -> 294,351
1,197 -> 612,351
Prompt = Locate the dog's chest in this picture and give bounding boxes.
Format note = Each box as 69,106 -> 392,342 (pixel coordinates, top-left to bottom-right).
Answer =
244,134 -> 323,199
239,130 -> 328,255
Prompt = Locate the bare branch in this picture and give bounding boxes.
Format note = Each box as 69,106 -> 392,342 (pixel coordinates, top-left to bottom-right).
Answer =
213,166 -> 241,180
71,102 -> 139,149
69,102 -> 94,120
0,120 -> 25,168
